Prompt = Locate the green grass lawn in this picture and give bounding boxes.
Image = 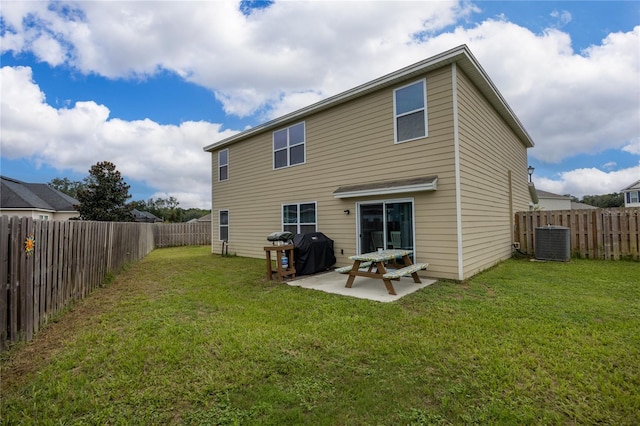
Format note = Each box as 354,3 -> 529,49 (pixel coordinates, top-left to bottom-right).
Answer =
1,246 -> 638,425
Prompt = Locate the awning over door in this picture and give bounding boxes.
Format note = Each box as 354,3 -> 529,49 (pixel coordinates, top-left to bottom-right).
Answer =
333,175 -> 438,199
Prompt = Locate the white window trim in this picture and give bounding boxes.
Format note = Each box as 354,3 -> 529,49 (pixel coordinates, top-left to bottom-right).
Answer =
355,197 -> 416,257
273,121 -> 306,170
281,201 -> 317,234
218,148 -> 229,181
393,78 -> 428,144
218,209 -> 229,241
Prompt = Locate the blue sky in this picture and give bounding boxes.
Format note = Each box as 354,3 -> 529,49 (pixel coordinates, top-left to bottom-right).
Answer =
1,1 -> 638,208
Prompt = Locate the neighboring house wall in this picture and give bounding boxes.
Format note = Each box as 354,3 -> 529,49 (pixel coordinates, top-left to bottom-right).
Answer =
538,197 -> 571,210
207,46 -> 533,280
534,190 -> 597,210
625,194 -> 640,208
0,209 -> 78,221
622,180 -> 640,208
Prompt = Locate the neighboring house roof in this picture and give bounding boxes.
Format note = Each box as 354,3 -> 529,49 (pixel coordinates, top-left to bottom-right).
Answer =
0,176 -> 78,212
621,180 -> 640,192
536,189 -> 571,201
571,201 -> 597,210
536,189 -> 597,210
204,44 -> 535,153
132,209 -> 162,222
196,213 -> 212,222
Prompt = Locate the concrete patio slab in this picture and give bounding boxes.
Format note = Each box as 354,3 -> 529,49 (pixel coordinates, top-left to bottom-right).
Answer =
286,271 -> 437,302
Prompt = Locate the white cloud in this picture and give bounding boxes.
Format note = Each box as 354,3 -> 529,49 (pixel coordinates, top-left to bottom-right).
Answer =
1,1 -> 639,204
536,165 -> 640,198
3,3 -> 637,151
0,66 -> 236,208
550,10 -> 572,28
622,139 -> 640,155
449,21 -> 640,164
0,1 -> 471,113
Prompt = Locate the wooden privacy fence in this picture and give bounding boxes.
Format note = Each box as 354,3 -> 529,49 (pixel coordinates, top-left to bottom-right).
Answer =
154,222 -> 210,247
1,217 -> 212,350
514,208 -> 640,260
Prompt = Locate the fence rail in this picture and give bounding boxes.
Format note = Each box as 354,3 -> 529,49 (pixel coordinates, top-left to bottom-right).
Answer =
514,208 -> 640,260
1,217 -> 211,350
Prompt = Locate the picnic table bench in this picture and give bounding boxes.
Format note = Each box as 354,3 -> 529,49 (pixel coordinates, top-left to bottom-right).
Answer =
341,249 -> 428,295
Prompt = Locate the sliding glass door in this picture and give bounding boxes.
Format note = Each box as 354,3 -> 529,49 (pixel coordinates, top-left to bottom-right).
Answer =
358,200 -> 414,254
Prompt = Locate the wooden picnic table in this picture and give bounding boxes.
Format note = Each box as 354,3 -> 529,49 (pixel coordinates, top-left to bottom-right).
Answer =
344,249 -> 427,295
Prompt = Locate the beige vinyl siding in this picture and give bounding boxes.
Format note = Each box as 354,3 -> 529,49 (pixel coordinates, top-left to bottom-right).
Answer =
455,66 -> 530,278
211,66 -> 463,279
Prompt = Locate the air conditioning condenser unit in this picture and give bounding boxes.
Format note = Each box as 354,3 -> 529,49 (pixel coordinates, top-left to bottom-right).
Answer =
535,226 -> 571,261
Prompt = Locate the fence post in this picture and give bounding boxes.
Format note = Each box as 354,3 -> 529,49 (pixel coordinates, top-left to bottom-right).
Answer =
1,217 -> 212,350
0,216 -> 9,350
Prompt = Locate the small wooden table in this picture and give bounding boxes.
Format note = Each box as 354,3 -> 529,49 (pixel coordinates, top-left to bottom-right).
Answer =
345,249 -> 417,295
264,245 -> 296,281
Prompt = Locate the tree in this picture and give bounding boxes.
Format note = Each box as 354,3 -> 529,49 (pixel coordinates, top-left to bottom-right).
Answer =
140,196 -> 183,222
183,208 -> 210,222
48,177 -> 86,199
580,193 -> 624,208
75,161 -> 134,221
131,198 -> 209,223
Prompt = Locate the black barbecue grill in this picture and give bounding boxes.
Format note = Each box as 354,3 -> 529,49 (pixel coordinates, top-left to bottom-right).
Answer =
265,231 -> 336,277
293,232 -> 336,276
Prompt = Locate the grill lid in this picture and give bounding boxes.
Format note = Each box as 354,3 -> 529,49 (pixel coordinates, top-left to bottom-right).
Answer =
267,231 -> 294,242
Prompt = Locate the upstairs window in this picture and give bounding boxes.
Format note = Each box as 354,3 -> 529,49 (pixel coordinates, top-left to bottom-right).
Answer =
273,122 -> 305,169
394,79 -> 427,143
282,202 -> 316,234
219,149 -> 229,181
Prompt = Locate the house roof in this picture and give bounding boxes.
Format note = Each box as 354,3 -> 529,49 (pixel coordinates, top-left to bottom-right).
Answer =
0,176 -> 79,212
132,209 -> 162,222
621,180 -> 640,191
203,45 -> 535,153
571,201 -> 597,210
536,189 -> 571,200
535,189 -> 597,209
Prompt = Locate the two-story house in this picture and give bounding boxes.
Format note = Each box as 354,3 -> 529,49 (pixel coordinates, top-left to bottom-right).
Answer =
622,180 -> 640,208
204,45 -> 535,281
